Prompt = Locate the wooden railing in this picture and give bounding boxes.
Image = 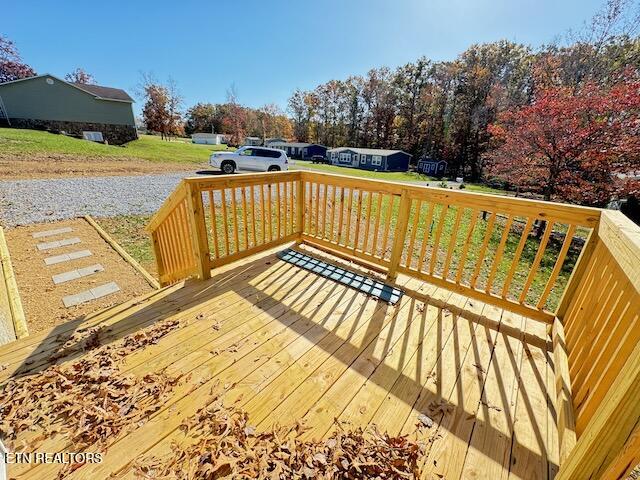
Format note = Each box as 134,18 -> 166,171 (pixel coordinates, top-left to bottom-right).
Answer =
298,172 -> 599,323
553,210 -> 640,480
146,170 -> 640,479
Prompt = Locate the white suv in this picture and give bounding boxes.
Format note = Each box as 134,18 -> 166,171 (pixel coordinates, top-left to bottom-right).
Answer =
209,146 -> 288,174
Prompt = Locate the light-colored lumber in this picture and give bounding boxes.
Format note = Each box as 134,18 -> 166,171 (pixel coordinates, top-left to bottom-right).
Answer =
0,226 -> 27,338
84,215 -> 160,289
387,189 -> 411,280
501,217 -> 534,298
552,317 -> 577,465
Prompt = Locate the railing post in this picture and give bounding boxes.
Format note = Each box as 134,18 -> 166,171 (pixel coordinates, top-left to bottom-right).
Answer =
185,181 -> 211,281
387,189 -> 411,282
296,174 -> 305,237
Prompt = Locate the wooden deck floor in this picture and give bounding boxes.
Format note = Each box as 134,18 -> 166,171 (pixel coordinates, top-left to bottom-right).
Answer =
0,245 -> 559,479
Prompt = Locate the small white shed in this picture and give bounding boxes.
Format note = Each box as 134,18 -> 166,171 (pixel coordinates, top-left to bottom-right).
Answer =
191,133 -> 227,145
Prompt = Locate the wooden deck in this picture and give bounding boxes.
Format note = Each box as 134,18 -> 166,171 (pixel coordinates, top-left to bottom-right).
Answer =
0,245 -> 559,479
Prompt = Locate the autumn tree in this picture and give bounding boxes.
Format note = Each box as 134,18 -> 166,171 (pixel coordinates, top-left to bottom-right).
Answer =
65,68 -> 96,84
140,74 -> 184,140
221,85 -> 247,146
184,103 -> 221,135
0,35 -> 35,83
486,80 -> 640,206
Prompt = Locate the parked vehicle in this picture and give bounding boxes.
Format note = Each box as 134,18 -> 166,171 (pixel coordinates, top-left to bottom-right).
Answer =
209,146 -> 288,174
310,154 -> 329,164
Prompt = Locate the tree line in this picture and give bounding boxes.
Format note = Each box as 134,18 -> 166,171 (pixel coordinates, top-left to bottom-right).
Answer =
286,0 -> 640,201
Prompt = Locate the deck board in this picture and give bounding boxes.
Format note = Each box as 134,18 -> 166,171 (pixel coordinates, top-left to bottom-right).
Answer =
0,248 -> 559,479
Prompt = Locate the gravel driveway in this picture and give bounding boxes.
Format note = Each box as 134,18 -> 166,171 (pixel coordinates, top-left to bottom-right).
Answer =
0,172 -> 199,226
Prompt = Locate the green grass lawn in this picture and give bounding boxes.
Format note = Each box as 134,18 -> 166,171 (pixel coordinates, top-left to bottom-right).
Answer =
290,159 -> 506,194
0,128 -> 233,164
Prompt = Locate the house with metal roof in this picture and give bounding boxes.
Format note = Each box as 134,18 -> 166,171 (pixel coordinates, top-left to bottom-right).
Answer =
327,147 -> 411,172
0,74 -> 136,145
269,142 -> 328,160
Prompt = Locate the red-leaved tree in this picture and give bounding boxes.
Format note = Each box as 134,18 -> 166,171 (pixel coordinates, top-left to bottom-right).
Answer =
0,35 -> 35,83
487,79 -> 640,206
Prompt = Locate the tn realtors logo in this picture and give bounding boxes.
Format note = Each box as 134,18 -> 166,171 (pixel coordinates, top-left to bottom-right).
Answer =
2,451 -> 103,464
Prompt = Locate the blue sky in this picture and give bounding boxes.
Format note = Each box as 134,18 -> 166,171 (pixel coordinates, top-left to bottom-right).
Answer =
6,0 -> 604,115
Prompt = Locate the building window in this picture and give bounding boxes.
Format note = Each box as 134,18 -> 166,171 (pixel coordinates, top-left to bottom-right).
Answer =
339,152 -> 351,164
372,155 -> 382,166
360,155 -> 367,164
331,152 -> 337,161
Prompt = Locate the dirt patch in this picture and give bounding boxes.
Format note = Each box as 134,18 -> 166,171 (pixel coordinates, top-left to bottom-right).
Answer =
5,218 -> 154,334
0,153 -> 206,179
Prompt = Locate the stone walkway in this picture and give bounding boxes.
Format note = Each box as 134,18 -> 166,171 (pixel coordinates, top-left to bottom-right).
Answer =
31,226 -> 121,310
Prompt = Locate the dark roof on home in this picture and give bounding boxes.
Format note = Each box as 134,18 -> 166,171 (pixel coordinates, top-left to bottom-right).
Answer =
73,83 -> 134,102
270,142 -> 326,148
328,147 -> 411,156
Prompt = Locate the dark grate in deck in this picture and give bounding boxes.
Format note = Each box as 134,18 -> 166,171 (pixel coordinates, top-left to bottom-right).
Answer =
277,248 -> 403,305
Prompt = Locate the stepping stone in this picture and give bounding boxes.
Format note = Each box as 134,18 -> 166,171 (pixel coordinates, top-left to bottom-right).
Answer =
44,249 -> 92,265
37,237 -> 81,251
52,264 -> 104,285
32,227 -> 73,239
63,282 -> 120,308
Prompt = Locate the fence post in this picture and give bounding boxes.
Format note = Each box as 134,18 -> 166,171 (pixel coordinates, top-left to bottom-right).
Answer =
185,181 -> 211,281
296,174 -> 305,238
387,189 -> 411,282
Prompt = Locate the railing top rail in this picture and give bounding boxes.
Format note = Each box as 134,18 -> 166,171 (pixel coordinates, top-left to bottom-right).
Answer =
299,170 -> 602,228
182,171 -> 301,190
146,180 -> 188,232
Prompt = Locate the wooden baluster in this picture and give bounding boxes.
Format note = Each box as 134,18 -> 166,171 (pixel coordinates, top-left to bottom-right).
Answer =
470,212 -> 496,289
173,204 -> 188,269
250,185 -> 257,247
344,187 -> 353,247
260,184 -> 266,245
353,189 -> 363,251
405,199 -> 422,269
501,217 -> 534,298
372,193 -> 383,256
387,189 -> 411,280
241,186 -> 249,250
337,187 -> 346,245
381,194 -> 394,259
327,185 -> 336,242
536,224 -> 576,310
284,182 -> 289,236
315,183 -> 322,237
485,215 -> 514,293
417,203 -> 435,272
455,208 -> 480,284
518,221 -> 555,304
159,221 -> 176,275
442,206 -> 464,279
276,182 -> 282,239
267,183 -> 273,242
320,184 -> 327,239
207,190 -> 219,259
290,180 -> 296,233
362,191 -> 373,253
230,188 -> 240,253
428,204 -> 449,275
305,181 -> 313,234
297,179 -> 305,235
220,189 -> 230,256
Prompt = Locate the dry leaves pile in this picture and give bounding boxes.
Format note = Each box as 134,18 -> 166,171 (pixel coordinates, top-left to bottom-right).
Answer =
136,393 -> 424,480
0,318 -> 182,450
